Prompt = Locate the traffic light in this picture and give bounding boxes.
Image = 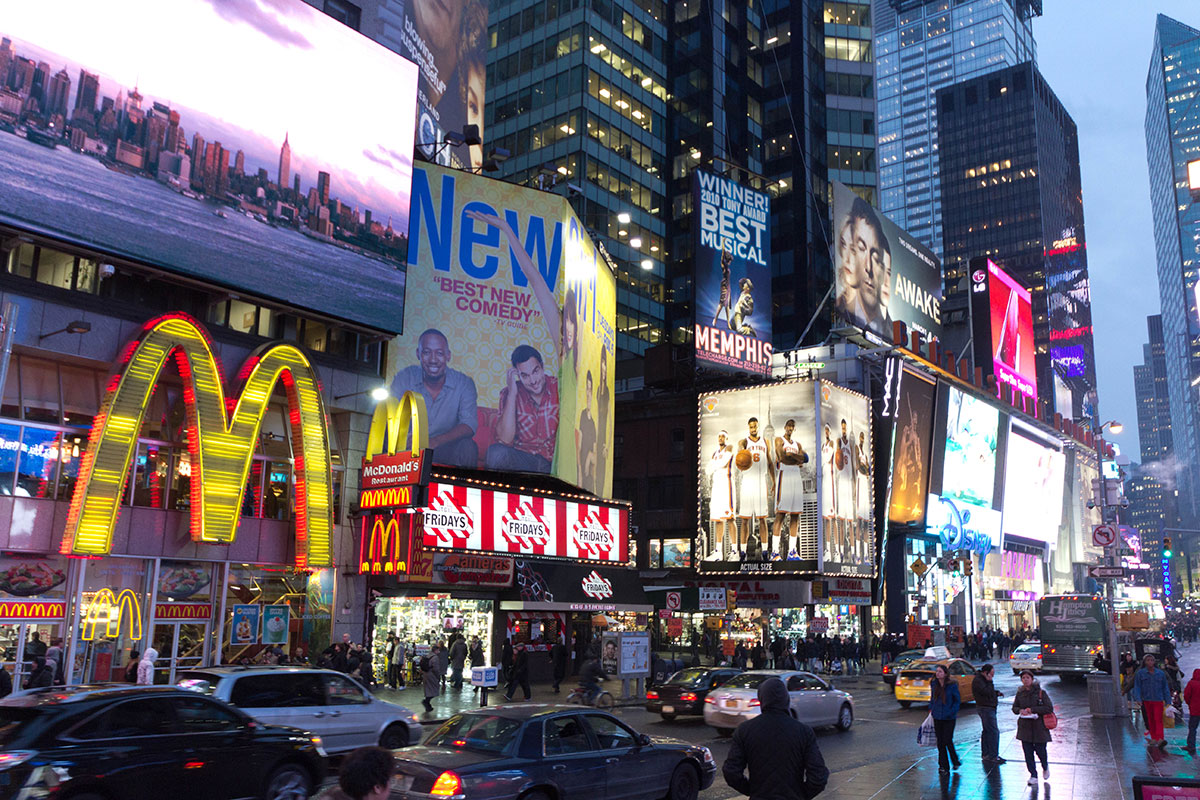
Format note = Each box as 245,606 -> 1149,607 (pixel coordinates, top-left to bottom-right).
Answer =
946,556 -> 958,572
963,558 -> 974,577
1163,536 -> 1173,558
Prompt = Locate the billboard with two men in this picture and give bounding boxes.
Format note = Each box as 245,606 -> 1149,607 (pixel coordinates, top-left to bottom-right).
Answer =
390,164 -> 616,497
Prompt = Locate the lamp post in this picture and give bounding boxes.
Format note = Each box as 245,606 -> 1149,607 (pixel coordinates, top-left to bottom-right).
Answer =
1093,418 -> 1125,716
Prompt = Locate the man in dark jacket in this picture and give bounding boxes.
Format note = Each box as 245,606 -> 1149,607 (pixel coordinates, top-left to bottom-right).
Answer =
550,639 -> 568,692
449,635 -> 468,690
504,642 -> 531,701
972,664 -> 1005,763
723,676 -> 828,800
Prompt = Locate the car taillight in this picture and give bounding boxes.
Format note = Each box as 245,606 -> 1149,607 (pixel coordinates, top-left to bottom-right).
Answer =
750,699 -> 761,707
431,771 -> 462,797
704,696 -> 716,704
680,693 -> 698,702
0,751 -> 35,771
646,690 -> 659,700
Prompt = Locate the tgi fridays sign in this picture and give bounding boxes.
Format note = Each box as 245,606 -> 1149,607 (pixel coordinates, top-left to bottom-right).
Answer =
420,482 -> 629,564
814,577 -> 871,605
581,570 -> 614,599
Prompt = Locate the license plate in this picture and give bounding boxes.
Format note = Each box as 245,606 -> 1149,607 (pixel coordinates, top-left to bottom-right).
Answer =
724,699 -> 737,708
663,705 -> 675,713
392,775 -> 414,793
912,680 -> 927,687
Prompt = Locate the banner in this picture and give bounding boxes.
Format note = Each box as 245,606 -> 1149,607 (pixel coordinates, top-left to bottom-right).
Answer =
262,605 -> 290,646
817,382 -> 874,577
970,257 -> 1037,404
888,370 -> 936,526
692,170 -> 772,374
231,604 -> 261,645
832,182 -> 942,341
391,164 -> 616,496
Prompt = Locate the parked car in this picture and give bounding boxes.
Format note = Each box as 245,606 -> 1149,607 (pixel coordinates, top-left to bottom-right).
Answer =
0,684 -> 326,800
1009,642 -> 1043,674
893,657 -> 978,708
646,667 -> 741,721
177,665 -> 422,752
702,670 -> 854,737
882,649 -> 925,686
391,704 -> 716,800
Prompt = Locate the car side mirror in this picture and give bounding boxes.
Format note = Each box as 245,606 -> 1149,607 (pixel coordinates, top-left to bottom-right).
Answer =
638,733 -> 651,747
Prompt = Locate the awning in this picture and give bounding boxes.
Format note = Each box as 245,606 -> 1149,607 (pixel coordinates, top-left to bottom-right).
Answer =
499,559 -> 651,613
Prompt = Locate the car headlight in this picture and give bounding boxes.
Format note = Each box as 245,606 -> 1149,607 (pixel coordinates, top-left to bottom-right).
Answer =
311,736 -> 328,757
410,713 -> 422,724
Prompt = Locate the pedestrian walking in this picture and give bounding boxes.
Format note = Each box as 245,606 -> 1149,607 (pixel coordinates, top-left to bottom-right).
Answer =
1132,654 -> 1173,748
501,639 -> 514,683
929,664 -> 961,775
722,676 -> 829,800
23,655 -> 52,690
551,638 -> 568,692
314,745 -> 395,800
136,648 -> 158,686
469,637 -> 485,694
504,642 -> 531,701
124,649 -> 140,683
1185,667 -> 1200,754
449,635 -> 468,690
1013,670 -> 1053,785
973,663 -> 1006,763
420,649 -> 443,714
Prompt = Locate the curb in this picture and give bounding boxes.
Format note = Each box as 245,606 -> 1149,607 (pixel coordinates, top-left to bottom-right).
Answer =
417,697 -> 647,725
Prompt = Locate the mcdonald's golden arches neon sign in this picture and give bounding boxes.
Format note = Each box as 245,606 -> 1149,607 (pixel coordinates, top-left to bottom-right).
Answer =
366,391 -> 429,459
60,313 -> 334,568
82,588 -> 143,641
359,512 -> 408,574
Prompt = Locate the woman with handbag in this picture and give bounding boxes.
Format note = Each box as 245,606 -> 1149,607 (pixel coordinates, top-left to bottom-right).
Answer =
1013,670 -> 1054,785
929,664 -> 961,775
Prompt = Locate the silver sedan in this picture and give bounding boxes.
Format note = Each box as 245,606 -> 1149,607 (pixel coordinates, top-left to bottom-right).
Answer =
702,669 -> 854,737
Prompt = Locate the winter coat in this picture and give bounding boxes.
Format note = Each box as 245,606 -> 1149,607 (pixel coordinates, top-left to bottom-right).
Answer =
510,648 -> 529,681
972,673 -> 1000,709
1012,682 -> 1054,743
929,678 -> 960,720
44,646 -> 63,685
422,651 -> 444,699
24,663 -> 52,690
469,644 -> 485,668
722,677 -> 829,800
1132,666 -> 1172,703
136,648 -> 158,686
0,668 -> 10,698
1184,670 -> 1200,716
449,639 -> 468,670
550,642 -> 568,679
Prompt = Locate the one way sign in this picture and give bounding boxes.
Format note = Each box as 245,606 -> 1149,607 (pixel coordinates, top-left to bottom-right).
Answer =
1088,566 -> 1126,579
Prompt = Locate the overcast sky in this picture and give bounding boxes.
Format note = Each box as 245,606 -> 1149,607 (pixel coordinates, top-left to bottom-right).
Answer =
1035,1 -> 1197,460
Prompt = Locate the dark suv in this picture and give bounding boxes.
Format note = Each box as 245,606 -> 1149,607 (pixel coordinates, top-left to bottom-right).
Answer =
0,685 -> 326,800
645,667 -> 741,720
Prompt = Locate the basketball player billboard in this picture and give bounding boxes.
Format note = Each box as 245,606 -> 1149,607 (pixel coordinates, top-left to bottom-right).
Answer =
697,381 -> 819,574
692,171 -> 773,375
886,370 -> 936,527
817,382 -> 875,577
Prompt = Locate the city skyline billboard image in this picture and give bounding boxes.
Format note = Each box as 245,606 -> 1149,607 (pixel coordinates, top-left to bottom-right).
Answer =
941,386 -> 1000,510
971,258 -> 1037,404
391,164 -> 616,497
887,370 -> 936,526
697,381 -> 819,574
817,381 -> 874,577
692,170 -> 772,374
399,0 -> 488,172
832,182 -> 943,342
0,0 -> 417,332
1002,425 -> 1066,546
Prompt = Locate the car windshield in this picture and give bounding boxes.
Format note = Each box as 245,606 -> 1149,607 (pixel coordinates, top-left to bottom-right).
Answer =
666,669 -> 709,686
895,653 -> 922,664
0,708 -> 39,747
720,673 -> 773,689
426,714 -> 522,754
1015,645 -> 1040,654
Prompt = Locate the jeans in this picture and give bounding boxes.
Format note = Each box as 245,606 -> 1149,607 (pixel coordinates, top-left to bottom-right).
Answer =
934,718 -> 959,770
433,437 -> 479,469
979,706 -> 999,760
486,443 -> 552,473
1188,712 -> 1200,750
451,664 -> 463,690
1022,740 -> 1047,775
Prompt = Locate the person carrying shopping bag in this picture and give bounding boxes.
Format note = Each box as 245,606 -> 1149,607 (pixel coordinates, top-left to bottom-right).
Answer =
1013,670 -> 1054,785
1133,654 -> 1173,748
929,664 -> 961,775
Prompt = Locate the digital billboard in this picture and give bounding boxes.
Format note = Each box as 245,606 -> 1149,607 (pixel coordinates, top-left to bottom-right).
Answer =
398,0 -> 487,171
941,386 -> 1000,509
927,493 -> 1001,552
970,258 -> 1036,403
0,1 -> 417,332
1045,232 -> 1098,419
692,171 -> 772,374
391,164 -> 616,496
818,382 -> 874,576
697,381 -> 818,573
888,370 -> 936,526
832,182 -> 943,341
1002,425 -> 1066,546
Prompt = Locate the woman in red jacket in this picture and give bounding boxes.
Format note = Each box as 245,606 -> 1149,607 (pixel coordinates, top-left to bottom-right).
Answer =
1185,669 -> 1200,754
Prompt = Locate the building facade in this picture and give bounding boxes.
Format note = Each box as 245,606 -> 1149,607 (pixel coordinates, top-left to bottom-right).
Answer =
1134,314 -> 1174,464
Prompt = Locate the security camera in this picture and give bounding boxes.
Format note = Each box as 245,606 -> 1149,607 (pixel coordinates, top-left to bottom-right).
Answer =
1086,500 -> 1096,510
1120,498 -> 1130,509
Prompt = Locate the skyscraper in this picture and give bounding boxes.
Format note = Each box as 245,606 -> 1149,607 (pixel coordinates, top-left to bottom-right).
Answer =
46,68 -> 70,118
73,69 -> 99,118
279,132 -> 291,190
1134,314 -> 1173,464
872,0 -> 1040,257
317,171 -> 330,206
189,133 -> 206,189
1145,13 -> 1200,528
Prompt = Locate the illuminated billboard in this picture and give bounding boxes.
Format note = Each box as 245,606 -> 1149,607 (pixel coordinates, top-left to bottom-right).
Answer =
888,370 -> 936,526
927,493 -> 1001,553
941,386 -> 1000,510
697,382 -> 818,573
399,0 -> 488,171
832,182 -> 943,341
1002,425 -> 1066,546
692,171 -> 773,374
970,258 -> 1037,403
0,1 -> 417,333
390,164 -> 616,496
1045,232 -> 1098,419
817,382 -> 875,576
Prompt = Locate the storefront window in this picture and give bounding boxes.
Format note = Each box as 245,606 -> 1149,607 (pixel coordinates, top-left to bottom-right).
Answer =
0,554 -> 70,687
0,422 -> 19,493
76,557 -> 151,684
16,427 -> 59,498
55,431 -> 86,501
223,564 -> 328,665
374,597 -> 494,682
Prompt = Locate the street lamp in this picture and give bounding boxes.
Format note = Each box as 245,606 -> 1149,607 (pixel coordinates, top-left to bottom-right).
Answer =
1093,418 -> 1125,716
334,386 -> 390,402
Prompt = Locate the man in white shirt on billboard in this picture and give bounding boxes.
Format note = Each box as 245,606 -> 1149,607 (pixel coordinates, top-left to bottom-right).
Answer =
772,419 -> 808,561
706,430 -> 735,561
737,418 -> 773,561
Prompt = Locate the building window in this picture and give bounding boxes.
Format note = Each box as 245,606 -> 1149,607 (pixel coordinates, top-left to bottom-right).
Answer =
669,428 -> 686,461
322,0 -> 361,30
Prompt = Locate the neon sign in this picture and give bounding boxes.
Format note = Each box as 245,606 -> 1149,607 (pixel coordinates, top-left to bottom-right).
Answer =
359,510 -> 411,575
82,588 -> 142,641
60,313 -> 333,568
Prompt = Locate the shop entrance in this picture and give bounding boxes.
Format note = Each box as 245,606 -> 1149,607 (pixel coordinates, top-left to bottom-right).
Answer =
150,622 -> 209,684
0,622 -> 62,688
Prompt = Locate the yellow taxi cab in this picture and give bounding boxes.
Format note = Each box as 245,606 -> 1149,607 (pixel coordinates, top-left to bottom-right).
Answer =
894,648 -> 978,708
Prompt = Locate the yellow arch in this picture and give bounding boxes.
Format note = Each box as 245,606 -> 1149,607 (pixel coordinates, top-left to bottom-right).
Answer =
61,313 -> 333,568
365,391 -> 429,458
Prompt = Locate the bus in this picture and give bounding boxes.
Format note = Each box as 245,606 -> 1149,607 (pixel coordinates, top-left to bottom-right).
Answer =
1037,594 -> 1106,679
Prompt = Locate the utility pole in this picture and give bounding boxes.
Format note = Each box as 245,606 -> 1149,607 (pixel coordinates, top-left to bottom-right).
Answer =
1094,420 -> 1125,717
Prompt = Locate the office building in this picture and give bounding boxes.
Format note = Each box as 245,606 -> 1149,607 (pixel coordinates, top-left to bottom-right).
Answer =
872,0 -> 1040,258
279,131 -> 291,191
1134,314 -> 1173,464
1145,13 -> 1200,527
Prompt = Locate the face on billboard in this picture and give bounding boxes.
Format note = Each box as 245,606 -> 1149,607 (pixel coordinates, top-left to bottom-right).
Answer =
832,182 -> 942,341
692,171 -> 773,374
0,1 -> 417,333
390,164 -> 616,497
987,261 -> 1037,401
942,387 -> 999,509
697,381 -> 817,573
888,371 -> 936,526
401,0 -> 487,171
818,382 -> 874,576
1003,429 -> 1065,545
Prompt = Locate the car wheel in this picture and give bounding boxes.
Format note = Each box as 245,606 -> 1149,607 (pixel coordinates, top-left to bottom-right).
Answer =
380,723 -> 410,749
898,700 -> 912,708
716,727 -> 733,738
837,704 -> 853,732
667,763 -> 700,800
661,713 -> 677,722
521,791 -> 552,800
263,763 -> 312,800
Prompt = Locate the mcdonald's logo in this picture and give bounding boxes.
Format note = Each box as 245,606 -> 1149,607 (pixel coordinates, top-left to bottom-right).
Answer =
59,313 -> 333,568
366,391 -> 429,459
360,486 -> 415,509
0,600 -> 66,620
82,588 -> 143,641
359,512 -> 409,575
359,390 -> 430,508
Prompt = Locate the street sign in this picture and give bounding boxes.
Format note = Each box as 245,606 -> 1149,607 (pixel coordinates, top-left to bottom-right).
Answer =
910,558 -> 928,577
665,591 -> 681,611
658,609 -> 672,619
1088,565 -> 1126,579
1092,525 -> 1118,548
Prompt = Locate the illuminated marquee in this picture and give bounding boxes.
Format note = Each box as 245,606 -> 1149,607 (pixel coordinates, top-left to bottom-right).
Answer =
359,510 -> 411,574
60,313 -> 333,568
82,588 -> 142,641
358,391 -> 431,510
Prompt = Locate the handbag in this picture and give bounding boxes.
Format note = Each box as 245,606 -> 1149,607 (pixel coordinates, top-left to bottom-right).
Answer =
917,713 -> 937,746
1041,691 -> 1058,730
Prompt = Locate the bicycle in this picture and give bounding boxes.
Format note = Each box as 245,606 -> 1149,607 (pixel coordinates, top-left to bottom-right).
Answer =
565,683 -> 615,709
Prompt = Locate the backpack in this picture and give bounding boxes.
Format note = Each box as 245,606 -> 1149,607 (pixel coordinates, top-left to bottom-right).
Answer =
419,655 -> 431,672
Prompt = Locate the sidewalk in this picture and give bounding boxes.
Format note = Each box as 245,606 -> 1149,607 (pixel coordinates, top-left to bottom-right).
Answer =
370,678 -> 643,724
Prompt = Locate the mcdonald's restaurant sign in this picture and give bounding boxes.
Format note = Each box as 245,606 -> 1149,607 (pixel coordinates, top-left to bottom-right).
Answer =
359,391 -> 431,510
359,508 -> 414,575
59,313 -> 334,568
82,588 -> 143,641
0,600 -> 66,620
